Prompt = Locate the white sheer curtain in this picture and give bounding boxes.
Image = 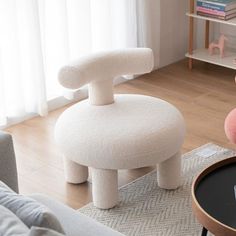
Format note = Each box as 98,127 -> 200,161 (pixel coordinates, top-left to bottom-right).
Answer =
0,0 -> 139,126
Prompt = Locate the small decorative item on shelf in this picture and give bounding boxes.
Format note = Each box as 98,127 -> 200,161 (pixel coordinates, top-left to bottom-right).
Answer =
187,0 -> 236,72
208,34 -> 228,58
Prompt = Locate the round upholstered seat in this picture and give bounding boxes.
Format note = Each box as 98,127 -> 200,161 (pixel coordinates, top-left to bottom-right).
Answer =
55,48 -> 186,209
55,94 -> 185,170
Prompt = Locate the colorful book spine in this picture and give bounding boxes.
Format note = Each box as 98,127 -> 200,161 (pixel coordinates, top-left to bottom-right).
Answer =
197,1 -> 225,11
197,6 -> 226,16
197,11 -> 225,19
197,11 -> 236,20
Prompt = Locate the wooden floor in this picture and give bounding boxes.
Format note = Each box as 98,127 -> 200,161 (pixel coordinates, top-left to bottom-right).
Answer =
5,59 -> 236,209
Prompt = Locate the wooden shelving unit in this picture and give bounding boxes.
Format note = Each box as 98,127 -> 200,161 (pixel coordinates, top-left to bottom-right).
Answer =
186,12 -> 236,26
186,0 -> 236,70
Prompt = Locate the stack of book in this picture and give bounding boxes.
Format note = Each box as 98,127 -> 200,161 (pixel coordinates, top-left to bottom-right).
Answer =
197,0 -> 236,20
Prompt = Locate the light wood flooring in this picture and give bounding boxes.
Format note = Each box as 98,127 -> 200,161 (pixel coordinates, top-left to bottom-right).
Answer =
5,59 -> 236,209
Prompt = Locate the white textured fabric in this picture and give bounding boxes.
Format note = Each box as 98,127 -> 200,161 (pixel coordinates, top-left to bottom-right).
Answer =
157,151 -> 182,189
55,94 -> 185,169
56,49 -> 184,208
91,168 -> 118,209
63,158 -> 88,184
58,48 -> 154,105
58,48 -> 154,89
0,205 -> 29,236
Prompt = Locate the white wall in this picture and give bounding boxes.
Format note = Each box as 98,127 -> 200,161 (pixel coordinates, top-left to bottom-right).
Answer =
145,0 -> 209,69
214,24 -> 236,50
144,0 -> 190,68
158,0 -> 189,67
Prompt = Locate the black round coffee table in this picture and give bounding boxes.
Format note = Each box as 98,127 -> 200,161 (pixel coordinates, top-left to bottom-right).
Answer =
192,156 -> 236,236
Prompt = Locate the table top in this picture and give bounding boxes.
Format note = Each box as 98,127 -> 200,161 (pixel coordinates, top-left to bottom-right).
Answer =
192,156 -> 236,235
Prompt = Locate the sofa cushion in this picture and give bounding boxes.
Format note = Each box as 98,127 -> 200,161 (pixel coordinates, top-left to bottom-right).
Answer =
0,205 -> 29,236
0,131 -> 18,193
31,194 -> 124,236
28,227 -> 65,236
0,181 -> 64,234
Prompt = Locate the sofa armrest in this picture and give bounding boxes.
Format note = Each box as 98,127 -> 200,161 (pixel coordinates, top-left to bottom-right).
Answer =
0,131 -> 18,193
31,194 -> 124,236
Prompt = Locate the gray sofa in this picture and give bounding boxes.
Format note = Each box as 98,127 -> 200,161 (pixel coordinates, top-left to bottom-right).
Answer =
0,131 -> 123,236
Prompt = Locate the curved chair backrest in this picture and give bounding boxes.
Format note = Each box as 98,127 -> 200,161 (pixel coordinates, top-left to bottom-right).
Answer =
58,48 -> 154,105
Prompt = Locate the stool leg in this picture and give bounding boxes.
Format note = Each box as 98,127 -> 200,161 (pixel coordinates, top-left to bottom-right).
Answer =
91,168 -> 118,209
157,151 -> 182,189
63,157 -> 88,184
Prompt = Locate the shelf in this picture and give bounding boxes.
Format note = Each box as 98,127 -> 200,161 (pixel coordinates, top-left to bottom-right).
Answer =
186,48 -> 236,70
186,12 -> 236,26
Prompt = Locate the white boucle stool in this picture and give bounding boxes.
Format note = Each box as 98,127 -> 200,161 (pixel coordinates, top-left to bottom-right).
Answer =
55,48 -> 185,209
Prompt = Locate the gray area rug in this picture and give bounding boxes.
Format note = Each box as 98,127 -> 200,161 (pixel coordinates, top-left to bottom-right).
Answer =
79,144 -> 235,236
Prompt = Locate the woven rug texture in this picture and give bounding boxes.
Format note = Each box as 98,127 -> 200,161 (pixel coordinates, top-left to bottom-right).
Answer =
79,144 -> 235,236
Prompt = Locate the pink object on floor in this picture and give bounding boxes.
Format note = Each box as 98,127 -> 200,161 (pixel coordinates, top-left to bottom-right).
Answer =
208,34 -> 228,58
225,108 -> 236,144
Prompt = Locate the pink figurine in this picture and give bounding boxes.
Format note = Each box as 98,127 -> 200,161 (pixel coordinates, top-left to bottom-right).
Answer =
208,34 -> 228,58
